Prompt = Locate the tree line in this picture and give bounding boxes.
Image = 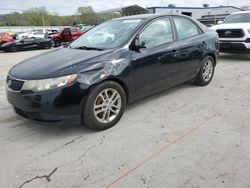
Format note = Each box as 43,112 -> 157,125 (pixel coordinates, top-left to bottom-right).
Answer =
0,6 -> 121,26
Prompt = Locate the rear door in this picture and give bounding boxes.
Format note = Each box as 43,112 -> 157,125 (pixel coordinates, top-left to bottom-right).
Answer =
172,17 -> 205,81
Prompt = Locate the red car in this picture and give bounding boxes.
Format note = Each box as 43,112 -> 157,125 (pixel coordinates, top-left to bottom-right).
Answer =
49,27 -> 83,47
0,33 -> 14,45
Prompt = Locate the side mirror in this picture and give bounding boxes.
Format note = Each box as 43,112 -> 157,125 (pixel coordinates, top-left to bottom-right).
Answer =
134,38 -> 146,50
217,20 -> 223,25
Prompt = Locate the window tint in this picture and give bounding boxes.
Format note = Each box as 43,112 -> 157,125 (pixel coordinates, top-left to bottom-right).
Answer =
174,18 -> 199,40
224,13 -> 250,23
70,27 -> 78,32
63,28 -> 71,34
139,18 -> 173,48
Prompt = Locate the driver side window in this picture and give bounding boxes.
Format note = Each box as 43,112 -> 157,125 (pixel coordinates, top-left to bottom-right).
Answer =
139,18 -> 173,48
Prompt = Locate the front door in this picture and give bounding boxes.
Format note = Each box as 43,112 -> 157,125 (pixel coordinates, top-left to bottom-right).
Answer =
131,17 -> 180,98
61,28 -> 72,42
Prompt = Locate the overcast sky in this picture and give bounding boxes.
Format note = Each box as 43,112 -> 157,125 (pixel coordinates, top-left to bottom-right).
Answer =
0,0 -> 248,15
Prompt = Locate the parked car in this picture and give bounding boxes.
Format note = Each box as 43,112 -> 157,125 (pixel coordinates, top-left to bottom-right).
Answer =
0,32 -> 14,45
0,37 -> 52,52
16,29 -> 49,40
49,26 -> 83,47
5,31 -> 15,36
80,25 -> 95,33
76,24 -> 86,30
6,14 -> 219,130
211,11 -> 250,54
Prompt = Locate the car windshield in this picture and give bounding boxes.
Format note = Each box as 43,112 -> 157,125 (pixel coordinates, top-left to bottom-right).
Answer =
58,27 -> 65,33
70,19 -> 143,49
223,13 -> 250,23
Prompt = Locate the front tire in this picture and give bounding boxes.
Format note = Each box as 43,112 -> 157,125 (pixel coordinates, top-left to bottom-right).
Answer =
53,38 -> 62,47
195,56 -> 215,86
82,81 -> 126,130
9,45 -> 18,52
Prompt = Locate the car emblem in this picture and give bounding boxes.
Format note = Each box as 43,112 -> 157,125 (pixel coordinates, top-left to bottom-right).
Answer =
225,31 -> 232,36
7,80 -> 12,87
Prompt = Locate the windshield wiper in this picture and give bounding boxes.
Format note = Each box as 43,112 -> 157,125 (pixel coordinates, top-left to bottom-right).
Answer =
72,45 -> 104,51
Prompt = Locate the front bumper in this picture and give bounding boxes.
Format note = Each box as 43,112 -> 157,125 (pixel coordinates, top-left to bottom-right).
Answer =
6,82 -> 89,122
219,39 -> 250,53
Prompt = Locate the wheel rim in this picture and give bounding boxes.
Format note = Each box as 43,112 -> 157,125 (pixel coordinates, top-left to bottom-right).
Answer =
202,59 -> 213,82
94,88 -> 122,124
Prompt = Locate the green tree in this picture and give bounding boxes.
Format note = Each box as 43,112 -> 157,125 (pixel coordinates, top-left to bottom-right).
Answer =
3,12 -> 25,26
23,6 -> 49,26
76,6 -> 98,25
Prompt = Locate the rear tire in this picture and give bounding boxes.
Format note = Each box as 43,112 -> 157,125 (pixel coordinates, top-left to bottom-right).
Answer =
195,56 -> 215,86
82,81 -> 126,130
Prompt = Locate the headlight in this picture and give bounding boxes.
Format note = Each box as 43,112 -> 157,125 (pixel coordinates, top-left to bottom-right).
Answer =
22,74 -> 77,92
248,29 -> 250,34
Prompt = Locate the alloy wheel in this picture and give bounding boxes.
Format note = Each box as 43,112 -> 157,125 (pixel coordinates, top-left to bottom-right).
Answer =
202,59 -> 214,82
93,88 -> 122,124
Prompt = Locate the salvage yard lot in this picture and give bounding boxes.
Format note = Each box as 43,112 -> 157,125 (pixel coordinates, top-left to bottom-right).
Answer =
0,50 -> 250,188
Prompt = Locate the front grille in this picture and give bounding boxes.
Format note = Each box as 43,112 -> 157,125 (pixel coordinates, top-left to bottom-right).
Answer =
216,29 -> 245,38
6,75 -> 25,91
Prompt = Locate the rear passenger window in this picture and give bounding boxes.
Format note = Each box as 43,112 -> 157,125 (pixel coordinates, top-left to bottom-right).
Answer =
139,18 -> 173,48
174,17 -> 200,40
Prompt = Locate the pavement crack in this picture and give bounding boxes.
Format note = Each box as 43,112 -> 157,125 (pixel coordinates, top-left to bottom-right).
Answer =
43,135 -> 83,156
18,167 -> 58,188
78,135 -> 105,164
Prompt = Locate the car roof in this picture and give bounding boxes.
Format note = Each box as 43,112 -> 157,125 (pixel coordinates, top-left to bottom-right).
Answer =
113,14 -> 190,20
111,13 -> 208,32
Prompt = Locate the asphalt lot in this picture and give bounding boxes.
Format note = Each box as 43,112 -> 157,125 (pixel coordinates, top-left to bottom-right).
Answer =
0,49 -> 250,188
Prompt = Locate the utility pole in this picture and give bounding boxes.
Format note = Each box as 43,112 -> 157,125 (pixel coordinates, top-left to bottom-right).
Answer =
42,11 -> 45,27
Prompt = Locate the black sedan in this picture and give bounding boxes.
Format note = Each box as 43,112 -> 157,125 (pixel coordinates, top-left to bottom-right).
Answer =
0,37 -> 52,52
6,14 -> 219,130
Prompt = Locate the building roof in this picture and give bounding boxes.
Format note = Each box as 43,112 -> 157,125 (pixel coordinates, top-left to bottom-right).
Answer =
99,5 -> 149,16
232,10 -> 250,14
147,6 -> 244,11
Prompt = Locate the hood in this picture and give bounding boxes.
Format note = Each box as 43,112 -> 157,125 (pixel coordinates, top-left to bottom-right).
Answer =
49,33 -> 60,38
212,23 -> 250,30
9,48 -> 114,80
